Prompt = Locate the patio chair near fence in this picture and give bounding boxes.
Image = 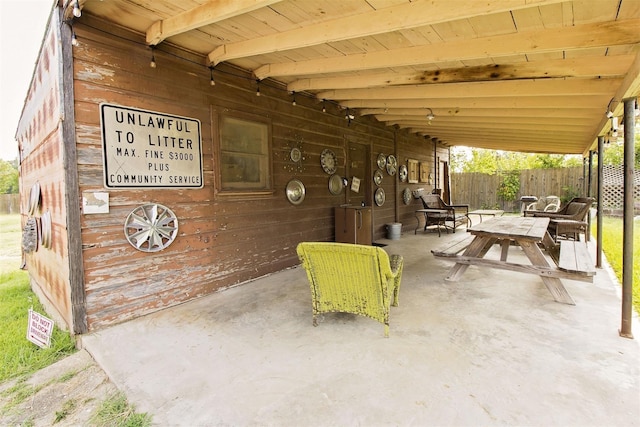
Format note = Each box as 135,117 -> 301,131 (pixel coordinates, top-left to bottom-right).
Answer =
296,242 -> 403,337
524,197 -> 595,242
419,194 -> 469,236
526,195 -> 560,212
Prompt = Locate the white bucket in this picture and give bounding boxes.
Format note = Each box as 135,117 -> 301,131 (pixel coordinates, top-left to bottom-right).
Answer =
386,223 -> 402,240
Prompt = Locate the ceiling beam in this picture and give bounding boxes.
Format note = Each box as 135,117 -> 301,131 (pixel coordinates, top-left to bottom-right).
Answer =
146,0 -> 282,45
379,116 -> 593,130
255,18 -> 640,79
208,0 -> 565,65
401,128 -> 587,141
341,95 -> 611,110
361,108 -> 601,118
287,55 -> 634,91
317,78 -> 621,101
385,118 -> 594,128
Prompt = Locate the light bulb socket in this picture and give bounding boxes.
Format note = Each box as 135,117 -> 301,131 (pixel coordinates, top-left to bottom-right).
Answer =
73,1 -> 82,18
149,47 -> 156,68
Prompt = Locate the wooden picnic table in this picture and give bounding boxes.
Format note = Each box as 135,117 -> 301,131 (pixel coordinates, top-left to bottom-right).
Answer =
431,216 -> 595,305
467,209 -> 504,226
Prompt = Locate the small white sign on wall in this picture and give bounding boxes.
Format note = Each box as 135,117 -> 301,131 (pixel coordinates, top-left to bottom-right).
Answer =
83,192 -> 109,214
27,309 -> 54,348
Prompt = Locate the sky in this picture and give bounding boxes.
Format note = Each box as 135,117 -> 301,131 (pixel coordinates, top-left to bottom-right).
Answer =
0,0 -> 54,161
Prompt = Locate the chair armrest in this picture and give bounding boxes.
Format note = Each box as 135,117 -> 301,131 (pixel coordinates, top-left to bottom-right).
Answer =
528,212 -> 568,219
389,254 -> 403,276
449,204 -> 469,214
525,210 -> 559,218
417,208 -> 450,214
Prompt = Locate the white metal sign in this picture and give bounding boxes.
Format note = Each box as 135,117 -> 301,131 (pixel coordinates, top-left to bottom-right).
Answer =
27,309 -> 53,348
100,103 -> 203,188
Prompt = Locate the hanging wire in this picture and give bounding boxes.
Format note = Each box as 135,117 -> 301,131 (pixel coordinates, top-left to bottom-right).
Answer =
75,21 -> 349,115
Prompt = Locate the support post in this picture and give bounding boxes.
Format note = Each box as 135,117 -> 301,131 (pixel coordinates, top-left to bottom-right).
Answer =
596,138 -> 604,269
587,151 -> 593,197
620,98 -> 635,339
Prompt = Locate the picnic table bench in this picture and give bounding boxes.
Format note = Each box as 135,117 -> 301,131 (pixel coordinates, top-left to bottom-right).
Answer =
431,216 -> 596,305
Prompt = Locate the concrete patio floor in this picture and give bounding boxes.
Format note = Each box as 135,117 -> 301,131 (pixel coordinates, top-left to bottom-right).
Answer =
81,230 -> 640,427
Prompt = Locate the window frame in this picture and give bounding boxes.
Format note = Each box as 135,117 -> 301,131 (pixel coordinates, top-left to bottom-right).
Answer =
214,109 -> 274,197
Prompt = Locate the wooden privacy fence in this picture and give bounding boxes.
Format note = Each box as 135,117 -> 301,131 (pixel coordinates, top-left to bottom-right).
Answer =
451,167 -> 597,212
0,194 -> 19,214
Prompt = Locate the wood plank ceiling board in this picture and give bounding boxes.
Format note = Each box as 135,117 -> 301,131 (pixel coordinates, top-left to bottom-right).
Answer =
467,11 -> 517,37
619,0 -> 640,18
511,6 -> 546,30
538,1 -> 574,28
252,19 -> 640,79
77,0 -> 640,155
572,0 -> 620,23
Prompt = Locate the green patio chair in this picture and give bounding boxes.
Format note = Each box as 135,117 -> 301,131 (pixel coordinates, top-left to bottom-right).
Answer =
296,242 -> 403,337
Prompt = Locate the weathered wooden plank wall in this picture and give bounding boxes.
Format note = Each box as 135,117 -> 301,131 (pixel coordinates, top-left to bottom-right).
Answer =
451,167 -> 596,211
71,15 -> 442,330
15,13 -> 73,329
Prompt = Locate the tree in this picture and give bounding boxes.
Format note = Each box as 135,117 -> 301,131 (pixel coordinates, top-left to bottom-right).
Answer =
0,159 -> 19,194
462,148 -> 498,174
602,131 -> 640,167
450,147 -> 589,172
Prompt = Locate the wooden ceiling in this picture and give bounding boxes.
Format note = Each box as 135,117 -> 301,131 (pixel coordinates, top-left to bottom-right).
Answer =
73,0 -> 640,155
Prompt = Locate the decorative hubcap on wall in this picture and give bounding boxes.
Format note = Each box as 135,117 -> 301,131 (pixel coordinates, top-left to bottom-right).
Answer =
124,204 -> 178,252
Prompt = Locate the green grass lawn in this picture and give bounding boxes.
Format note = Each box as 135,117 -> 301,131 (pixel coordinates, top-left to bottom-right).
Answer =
0,214 -> 23,274
0,215 -> 76,383
595,216 -> 640,315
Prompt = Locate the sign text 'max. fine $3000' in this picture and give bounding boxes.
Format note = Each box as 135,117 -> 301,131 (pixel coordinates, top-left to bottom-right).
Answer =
100,104 -> 203,188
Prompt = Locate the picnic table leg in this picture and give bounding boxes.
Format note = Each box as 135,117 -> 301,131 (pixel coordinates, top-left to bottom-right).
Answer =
518,239 -> 575,305
445,236 -> 492,281
500,240 -> 510,261
414,211 -> 422,235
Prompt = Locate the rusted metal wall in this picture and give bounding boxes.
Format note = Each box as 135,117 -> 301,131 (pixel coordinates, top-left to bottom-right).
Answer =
21,14 -> 444,331
15,12 -> 73,329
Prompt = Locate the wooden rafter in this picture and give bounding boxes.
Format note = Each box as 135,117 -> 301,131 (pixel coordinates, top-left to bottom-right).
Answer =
341,96 -> 611,110
255,19 -> 640,79
360,108 -> 601,119
208,0 -> 565,65
146,0 -> 283,45
287,56 -> 635,91
317,78 -> 621,101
